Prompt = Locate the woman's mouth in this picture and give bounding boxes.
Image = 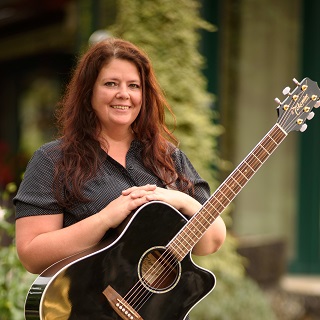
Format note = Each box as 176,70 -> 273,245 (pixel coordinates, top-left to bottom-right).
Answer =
111,105 -> 130,110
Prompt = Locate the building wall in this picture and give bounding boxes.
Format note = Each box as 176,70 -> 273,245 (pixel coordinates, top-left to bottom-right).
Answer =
219,0 -> 302,258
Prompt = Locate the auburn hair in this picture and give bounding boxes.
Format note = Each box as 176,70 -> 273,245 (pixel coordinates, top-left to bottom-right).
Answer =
54,38 -> 192,207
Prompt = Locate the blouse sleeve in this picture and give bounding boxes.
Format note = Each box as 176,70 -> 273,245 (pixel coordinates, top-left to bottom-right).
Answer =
13,144 -> 63,219
173,148 -> 211,205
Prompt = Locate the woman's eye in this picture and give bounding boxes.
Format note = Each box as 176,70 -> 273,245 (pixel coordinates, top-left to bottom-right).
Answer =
129,83 -> 140,89
105,82 -> 117,87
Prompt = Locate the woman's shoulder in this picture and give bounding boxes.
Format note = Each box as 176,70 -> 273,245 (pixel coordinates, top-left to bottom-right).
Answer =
32,139 -> 63,162
39,139 -> 62,150
169,143 -> 186,160
19,140 -> 63,185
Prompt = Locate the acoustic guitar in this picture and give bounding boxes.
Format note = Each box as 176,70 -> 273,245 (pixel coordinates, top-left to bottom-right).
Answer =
24,78 -> 320,320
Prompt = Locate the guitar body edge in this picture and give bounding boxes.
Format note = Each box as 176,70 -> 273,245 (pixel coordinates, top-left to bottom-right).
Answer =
25,201 -> 216,320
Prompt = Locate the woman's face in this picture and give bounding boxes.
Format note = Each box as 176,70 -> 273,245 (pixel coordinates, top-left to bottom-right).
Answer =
91,58 -> 142,132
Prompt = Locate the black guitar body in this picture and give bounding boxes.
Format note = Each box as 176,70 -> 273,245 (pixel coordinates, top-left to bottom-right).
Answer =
25,201 -> 216,320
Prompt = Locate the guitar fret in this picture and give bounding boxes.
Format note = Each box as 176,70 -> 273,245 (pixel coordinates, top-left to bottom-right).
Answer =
169,247 -> 183,260
168,124 -> 289,261
238,161 -> 255,180
209,193 -> 226,209
261,135 -> 279,153
172,235 -> 191,258
227,176 -> 242,193
187,219 -> 206,238
248,155 -> 262,171
194,208 -> 214,231
237,168 -> 249,181
259,142 -> 271,155
269,135 -> 278,145
170,196 -> 225,258
210,190 -> 231,208
251,152 -> 263,164
206,199 -> 224,216
217,186 -> 233,202
223,182 -> 237,196
244,160 -> 256,172
232,170 -> 248,187
172,215 -> 210,257
201,206 -> 217,225
253,144 -> 269,162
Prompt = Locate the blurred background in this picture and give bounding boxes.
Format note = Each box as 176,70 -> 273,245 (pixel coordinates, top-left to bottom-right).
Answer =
0,0 -> 319,319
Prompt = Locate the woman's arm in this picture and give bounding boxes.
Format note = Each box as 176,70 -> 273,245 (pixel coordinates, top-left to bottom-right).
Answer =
15,184 -> 158,274
16,184 -> 225,274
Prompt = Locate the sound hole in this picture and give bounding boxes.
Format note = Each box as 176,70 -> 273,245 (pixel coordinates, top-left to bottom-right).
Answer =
138,246 -> 181,294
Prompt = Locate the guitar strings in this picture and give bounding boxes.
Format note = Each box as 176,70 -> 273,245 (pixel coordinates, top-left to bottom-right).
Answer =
122,195 -> 224,310
117,87 -> 315,313
120,125 -> 293,312
119,125 -> 289,313
120,205 -> 216,311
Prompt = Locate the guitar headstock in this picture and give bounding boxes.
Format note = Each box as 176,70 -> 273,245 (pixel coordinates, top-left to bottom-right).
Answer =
275,77 -> 320,133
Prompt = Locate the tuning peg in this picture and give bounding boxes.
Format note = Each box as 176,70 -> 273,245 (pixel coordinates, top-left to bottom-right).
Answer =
314,101 -> 320,108
307,112 -> 315,120
282,87 -> 291,95
274,97 -> 281,104
300,124 -> 308,132
293,78 -> 300,85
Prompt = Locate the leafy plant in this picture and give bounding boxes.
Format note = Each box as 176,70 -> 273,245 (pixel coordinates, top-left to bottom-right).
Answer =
191,241 -> 277,319
110,0 -> 277,318
0,183 -> 36,320
110,0 -> 223,188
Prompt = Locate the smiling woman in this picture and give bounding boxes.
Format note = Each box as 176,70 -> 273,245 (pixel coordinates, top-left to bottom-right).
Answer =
13,38 -> 226,320
91,58 -> 142,151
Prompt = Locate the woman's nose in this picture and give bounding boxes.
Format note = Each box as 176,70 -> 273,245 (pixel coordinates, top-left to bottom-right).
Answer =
116,86 -> 129,99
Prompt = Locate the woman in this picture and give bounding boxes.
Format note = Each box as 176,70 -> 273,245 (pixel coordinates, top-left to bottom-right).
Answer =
14,38 -> 226,318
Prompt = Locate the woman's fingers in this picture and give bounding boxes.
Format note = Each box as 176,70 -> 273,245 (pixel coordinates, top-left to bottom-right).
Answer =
122,184 -> 157,196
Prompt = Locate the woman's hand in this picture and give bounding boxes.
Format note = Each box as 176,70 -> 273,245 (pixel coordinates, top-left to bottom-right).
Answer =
100,184 -> 157,228
123,186 -> 202,216
123,185 -> 227,257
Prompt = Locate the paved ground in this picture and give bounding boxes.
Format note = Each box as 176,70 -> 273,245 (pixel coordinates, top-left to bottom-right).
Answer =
264,275 -> 320,320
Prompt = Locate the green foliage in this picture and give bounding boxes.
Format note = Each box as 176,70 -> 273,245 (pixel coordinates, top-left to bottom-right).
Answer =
191,238 -> 277,319
0,184 -> 36,320
191,268 -> 277,320
110,0 -> 276,319
110,0 -> 223,189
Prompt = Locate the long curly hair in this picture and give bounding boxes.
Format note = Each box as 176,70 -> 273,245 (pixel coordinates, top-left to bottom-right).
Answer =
54,38 -> 192,207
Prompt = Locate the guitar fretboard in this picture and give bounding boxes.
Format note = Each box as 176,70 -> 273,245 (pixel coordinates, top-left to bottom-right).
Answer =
168,123 -> 287,261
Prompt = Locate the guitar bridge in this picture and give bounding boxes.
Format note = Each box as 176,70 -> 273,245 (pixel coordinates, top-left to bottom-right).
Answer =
103,285 -> 144,320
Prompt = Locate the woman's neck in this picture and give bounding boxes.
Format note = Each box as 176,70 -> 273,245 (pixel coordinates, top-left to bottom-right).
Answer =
98,125 -> 134,144
99,128 -> 134,167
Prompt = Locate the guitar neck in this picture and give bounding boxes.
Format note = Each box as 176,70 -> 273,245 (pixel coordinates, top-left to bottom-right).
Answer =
168,123 -> 287,260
